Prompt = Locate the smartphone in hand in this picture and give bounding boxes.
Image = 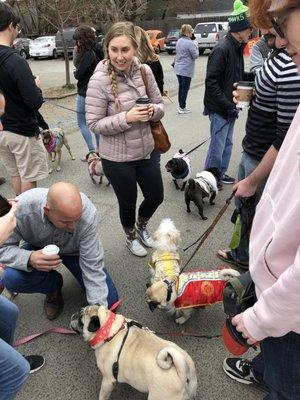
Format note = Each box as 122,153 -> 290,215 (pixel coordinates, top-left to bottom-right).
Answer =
0,194 -> 12,217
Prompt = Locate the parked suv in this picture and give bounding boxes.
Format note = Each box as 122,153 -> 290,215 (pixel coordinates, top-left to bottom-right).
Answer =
194,22 -> 227,54
55,27 -> 76,59
164,29 -> 180,55
12,37 -> 32,59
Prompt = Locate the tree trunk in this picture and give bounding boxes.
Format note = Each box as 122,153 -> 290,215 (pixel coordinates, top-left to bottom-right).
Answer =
60,27 -> 71,86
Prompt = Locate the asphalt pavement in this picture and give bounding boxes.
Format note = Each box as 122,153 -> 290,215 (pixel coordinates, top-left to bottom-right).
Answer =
0,54 -> 263,400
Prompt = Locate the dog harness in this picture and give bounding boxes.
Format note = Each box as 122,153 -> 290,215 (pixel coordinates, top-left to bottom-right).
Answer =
149,251 -> 180,281
87,311 -> 143,381
194,171 -> 218,196
44,129 -> 64,154
172,152 -> 191,181
174,270 -> 227,309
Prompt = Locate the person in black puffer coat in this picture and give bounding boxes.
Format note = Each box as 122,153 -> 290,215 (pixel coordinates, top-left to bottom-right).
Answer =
73,26 -> 104,161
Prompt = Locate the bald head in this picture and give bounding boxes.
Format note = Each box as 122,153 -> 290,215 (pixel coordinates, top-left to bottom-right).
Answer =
44,182 -> 83,231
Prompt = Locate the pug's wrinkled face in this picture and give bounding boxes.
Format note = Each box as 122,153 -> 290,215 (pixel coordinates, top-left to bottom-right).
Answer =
145,281 -> 170,311
70,305 -> 102,340
41,129 -> 52,144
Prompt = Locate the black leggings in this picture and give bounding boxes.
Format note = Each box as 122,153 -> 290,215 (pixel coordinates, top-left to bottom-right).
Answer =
101,151 -> 164,229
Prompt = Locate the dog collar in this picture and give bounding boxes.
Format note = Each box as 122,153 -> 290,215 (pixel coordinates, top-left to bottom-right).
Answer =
45,134 -> 57,153
88,311 -> 126,348
163,280 -> 173,302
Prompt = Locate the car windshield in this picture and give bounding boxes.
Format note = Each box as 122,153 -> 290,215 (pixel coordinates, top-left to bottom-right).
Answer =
167,30 -> 180,38
194,24 -> 217,34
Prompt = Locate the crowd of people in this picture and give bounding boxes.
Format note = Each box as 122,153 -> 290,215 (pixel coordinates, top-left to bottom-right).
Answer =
0,0 -> 300,398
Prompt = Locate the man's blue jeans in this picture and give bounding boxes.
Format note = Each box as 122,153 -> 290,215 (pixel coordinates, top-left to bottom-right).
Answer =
177,75 -> 192,109
252,332 -> 300,399
76,95 -> 99,152
204,113 -> 235,177
1,248 -> 118,308
0,296 -> 30,399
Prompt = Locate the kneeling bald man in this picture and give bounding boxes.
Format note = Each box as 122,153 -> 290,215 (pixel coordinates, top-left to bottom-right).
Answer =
0,182 -> 118,319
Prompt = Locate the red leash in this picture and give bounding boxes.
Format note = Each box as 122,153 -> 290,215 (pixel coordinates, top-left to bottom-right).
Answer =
13,299 -> 123,348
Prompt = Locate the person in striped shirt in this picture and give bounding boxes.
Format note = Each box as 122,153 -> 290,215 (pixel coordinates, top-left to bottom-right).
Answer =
218,35 -> 300,269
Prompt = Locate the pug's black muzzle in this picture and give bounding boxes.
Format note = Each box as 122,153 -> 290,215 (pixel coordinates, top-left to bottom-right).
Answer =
148,301 -> 160,312
70,312 -> 83,335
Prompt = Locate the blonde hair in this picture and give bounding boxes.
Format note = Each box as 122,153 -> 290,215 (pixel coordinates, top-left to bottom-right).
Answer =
180,24 -> 193,37
104,22 -> 138,112
134,26 -> 158,63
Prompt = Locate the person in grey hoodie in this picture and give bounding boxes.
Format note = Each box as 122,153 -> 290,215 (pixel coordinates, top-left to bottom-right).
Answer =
174,24 -> 199,114
0,182 -> 118,320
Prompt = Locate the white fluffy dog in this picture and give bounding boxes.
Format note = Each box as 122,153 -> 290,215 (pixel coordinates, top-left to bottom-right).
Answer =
146,219 -> 181,311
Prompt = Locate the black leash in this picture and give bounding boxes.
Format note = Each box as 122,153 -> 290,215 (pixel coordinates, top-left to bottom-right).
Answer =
184,121 -> 230,157
43,100 -> 84,115
180,192 -> 236,275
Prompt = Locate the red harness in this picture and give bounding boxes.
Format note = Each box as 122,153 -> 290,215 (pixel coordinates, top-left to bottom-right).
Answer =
88,310 -> 126,348
174,269 -> 227,309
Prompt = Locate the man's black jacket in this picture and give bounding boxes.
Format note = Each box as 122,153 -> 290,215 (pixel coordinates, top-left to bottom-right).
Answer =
204,34 -> 254,119
0,45 -> 43,137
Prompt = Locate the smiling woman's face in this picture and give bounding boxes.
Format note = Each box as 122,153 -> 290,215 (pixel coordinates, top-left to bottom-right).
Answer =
108,35 -> 136,75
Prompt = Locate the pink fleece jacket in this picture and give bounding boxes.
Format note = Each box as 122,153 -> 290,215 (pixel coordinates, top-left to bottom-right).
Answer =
243,105 -> 300,341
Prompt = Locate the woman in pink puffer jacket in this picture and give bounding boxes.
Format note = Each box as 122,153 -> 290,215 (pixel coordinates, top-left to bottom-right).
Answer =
86,21 -> 165,257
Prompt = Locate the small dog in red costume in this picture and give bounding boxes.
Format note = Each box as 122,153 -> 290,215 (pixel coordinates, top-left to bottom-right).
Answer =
146,268 -> 240,324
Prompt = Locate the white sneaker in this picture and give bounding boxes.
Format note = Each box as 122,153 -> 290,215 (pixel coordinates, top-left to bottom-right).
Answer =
178,107 -> 191,114
126,238 -> 147,257
136,227 -> 155,248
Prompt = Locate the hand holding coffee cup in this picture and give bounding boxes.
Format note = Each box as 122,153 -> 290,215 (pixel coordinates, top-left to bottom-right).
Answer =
236,81 -> 254,109
29,244 -> 61,272
135,97 -> 152,121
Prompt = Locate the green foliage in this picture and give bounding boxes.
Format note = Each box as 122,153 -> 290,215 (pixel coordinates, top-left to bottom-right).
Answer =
62,83 -> 76,90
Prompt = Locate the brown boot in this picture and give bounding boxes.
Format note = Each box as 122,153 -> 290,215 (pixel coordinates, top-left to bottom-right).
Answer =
44,274 -> 64,320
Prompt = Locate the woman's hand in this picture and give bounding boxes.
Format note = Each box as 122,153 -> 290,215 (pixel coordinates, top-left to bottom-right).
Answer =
0,201 -> 18,245
125,106 -> 151,123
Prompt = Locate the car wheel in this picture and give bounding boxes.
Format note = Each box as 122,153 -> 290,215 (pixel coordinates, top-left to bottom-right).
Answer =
155,45 -> 160,54
20,50 -> 27,59
33,57 -> 39,60
52,49 -> 58,59
167,50 -> 173,55
199,48 -> 205,55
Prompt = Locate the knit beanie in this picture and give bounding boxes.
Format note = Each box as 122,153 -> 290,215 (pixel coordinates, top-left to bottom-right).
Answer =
228,0 -> 251,33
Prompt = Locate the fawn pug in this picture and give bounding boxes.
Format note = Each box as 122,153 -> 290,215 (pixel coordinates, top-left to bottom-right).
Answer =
87,151 -> 110,186
70,305 -> 197,400
41,128 -> 75,173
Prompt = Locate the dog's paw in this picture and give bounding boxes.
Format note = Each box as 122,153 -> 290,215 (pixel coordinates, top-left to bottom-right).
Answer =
56,166 -> 61,172
201,216 -> 208,220
71,157 -> 75,160
175,316 -> 187,325
186,209 -> 191,213
210,202 -> 215,206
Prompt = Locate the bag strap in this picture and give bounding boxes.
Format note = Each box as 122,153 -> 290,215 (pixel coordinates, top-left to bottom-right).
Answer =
140,65 -> 150,98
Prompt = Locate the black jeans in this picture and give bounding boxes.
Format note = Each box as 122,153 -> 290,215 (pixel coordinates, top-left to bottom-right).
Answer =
177,75 -> 192,109
101,151 -> 164,229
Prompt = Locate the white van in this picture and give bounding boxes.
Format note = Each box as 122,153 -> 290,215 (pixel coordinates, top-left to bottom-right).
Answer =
194,22 -> 228,54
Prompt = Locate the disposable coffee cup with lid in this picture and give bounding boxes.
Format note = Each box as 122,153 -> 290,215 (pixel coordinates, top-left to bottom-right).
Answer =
237,81 -> 254,109
136,97 -> 151,121
42,244 -> 60,256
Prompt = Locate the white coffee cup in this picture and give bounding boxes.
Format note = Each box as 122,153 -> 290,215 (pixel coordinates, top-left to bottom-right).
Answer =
42,244 -> 60,256
237,81 -> 254,109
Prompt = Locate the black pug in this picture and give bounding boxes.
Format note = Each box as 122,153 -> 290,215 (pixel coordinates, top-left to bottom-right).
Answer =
165,150 -> 191,191
184,167 -> 221,220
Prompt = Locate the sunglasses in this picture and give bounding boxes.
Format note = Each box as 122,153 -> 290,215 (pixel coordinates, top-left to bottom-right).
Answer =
271,17 -> 285,38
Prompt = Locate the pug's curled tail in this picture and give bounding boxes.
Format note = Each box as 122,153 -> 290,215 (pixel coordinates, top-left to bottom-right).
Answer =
156,347 -> 197,398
